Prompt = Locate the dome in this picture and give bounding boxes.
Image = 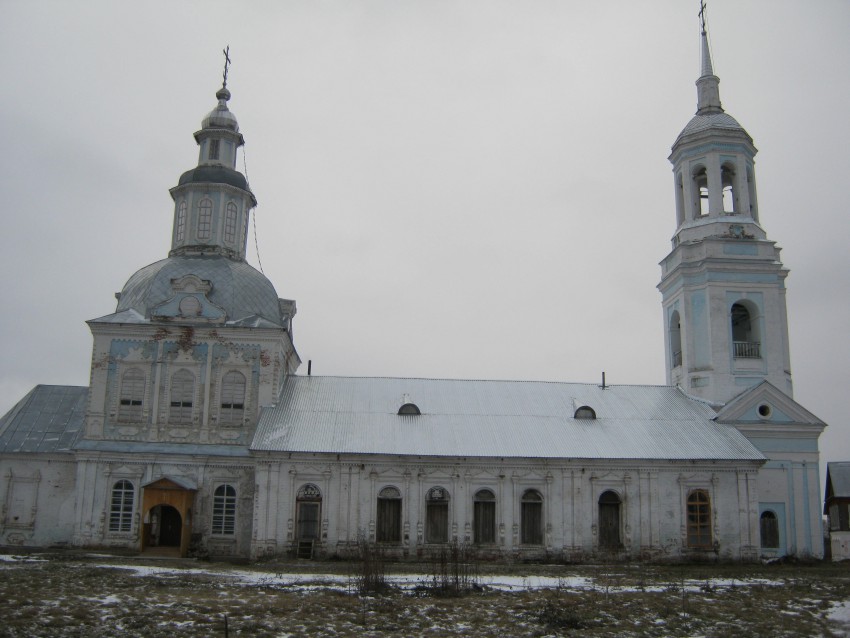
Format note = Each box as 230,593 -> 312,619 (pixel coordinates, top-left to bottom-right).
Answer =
674,112 -> 749,145
178,165 -> 250,191
117,255 -> 282,326
201,87 -> 239,132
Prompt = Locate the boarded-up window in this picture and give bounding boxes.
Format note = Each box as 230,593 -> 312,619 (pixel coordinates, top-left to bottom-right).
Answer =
760,511 -> 779,549
521,489 -> 543,545
377,486 -> 402,543
5,478 -> 39,528
425,487 -> 449,544
598,491 -> 621,549
473,489 -> 496,545
220,371 -> 246,424
109,480 -> 134,533
687,490 -> 712,548
118,369 -> 145,422
169,369 -> 194,424
296,484 -> 322,541
212,484 -> 236,535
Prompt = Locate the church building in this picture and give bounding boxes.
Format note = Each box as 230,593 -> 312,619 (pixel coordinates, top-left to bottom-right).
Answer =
0,17 -> 826,562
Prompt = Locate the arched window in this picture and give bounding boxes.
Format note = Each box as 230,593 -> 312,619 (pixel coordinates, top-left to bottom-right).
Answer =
220,371 -> 246,425
731,302 -> 760,359
669,310 -> 682,368
296,484 -> 322,541
109,480 -> 134,533
197,199 -> 213,240
721,163 -> 737,214
675,172 -> 685,226
746,165 -> 758,221
598,491 -> 621,549
376,486 -> 402,543
473,489 -> 496,545
176,201 -> 187,242
425,487 -> 449,544
692,166 -> 709,217
224,202 -> 238,244
520,489 -> 543,545
208,139 -> 220,161
760,511 -> 779,549
169,369 -> 194,424
212,484 -> 236,535
686,490 -> 712,548
118,368 -> 145,422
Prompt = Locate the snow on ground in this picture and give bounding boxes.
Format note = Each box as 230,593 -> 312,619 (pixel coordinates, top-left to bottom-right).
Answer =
829,601 -> 850,637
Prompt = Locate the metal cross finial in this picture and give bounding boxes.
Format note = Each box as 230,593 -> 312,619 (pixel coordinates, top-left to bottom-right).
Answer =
698,1 -> 707,33
222,46 -> 232,88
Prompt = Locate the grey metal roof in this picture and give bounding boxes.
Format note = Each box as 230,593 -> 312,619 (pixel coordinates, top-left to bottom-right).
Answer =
111,255 -> 283,327
0,385 -> 87,454
178,165 -> 249,192
827,463 -> 850,499
252,376 -> 764,461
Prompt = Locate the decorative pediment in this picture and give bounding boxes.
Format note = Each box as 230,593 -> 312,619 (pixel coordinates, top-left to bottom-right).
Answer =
151,275 -> 226,324
714,381 -> 825,427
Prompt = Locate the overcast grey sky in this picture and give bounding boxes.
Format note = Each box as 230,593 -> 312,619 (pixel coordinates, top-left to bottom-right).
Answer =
1,1 -> 848,483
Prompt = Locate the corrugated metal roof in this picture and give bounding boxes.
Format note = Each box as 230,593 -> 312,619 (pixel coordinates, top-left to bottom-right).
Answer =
0,385 -> 87,454
828,463 -> 850,498
252,376 -> 764,461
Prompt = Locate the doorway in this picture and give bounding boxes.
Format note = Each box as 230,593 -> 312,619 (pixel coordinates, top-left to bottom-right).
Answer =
150,504 -> 182,547
598,491 -> 621,549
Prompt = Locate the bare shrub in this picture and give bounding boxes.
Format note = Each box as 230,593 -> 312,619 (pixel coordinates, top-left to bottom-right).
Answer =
425,539 -> 479,596
352,535 -> 390,595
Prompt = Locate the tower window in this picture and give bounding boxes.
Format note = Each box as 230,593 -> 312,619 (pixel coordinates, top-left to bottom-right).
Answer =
669,310 -> 682,368
220,370 -> 246,425
176,201 -> 187,242
212,484 -> 237,535
224,202 -> 238,244
731,302 -> 760,358
197,199 -> 213,241
118,368 -> 145,422
209,139 -> 220,161
692,166 -> 709,217
169,369 -> 195,424
721,164 -> 737,214
109,480 -> 134,533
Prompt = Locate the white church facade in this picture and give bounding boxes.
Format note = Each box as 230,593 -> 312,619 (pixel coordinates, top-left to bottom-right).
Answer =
0,18 -> 826,562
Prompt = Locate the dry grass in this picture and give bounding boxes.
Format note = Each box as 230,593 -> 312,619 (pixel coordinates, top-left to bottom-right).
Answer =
0,552 -> 849,637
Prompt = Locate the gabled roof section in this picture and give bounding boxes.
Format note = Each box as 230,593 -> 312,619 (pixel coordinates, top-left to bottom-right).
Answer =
143,476 -> 198,491
826,463 -> 850,505
0,385 -> 88,454
714,381 -> 825,426
252,376 -> 764,461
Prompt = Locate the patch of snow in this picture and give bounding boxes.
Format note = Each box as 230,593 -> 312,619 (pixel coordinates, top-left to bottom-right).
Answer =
828,601 -> 850,637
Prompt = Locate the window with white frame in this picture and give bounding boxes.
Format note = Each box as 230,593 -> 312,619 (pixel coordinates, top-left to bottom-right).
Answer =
212,484 -> 236,535
109,480 -> 134,533
197,199 -> 213,240
686,489 -> 712,548
224,202 -> 238,244
376,486 -> 402,543
176,201 -> 187,242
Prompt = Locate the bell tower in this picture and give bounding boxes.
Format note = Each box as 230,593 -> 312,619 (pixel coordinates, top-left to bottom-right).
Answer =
658,8 -> 793,404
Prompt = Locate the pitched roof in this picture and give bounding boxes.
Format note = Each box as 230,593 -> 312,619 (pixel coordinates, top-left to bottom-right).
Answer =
0,385 -> 87,454
252,376 -> 765,461
827,463 -> 850,499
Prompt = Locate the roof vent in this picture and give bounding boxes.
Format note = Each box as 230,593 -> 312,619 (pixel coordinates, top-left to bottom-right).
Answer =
574,406 -> 596,420
398,403 -> 421,416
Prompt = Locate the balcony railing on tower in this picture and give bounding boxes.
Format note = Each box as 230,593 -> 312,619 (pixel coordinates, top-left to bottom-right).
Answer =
733,341 -> 761,359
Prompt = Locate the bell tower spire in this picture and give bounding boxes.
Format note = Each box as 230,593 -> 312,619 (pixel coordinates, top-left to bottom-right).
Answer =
168,47 -> 257,261
658,6 -> 793,405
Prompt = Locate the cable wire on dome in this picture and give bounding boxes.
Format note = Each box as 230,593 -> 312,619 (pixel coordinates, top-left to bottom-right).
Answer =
242,145 -> 266,275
